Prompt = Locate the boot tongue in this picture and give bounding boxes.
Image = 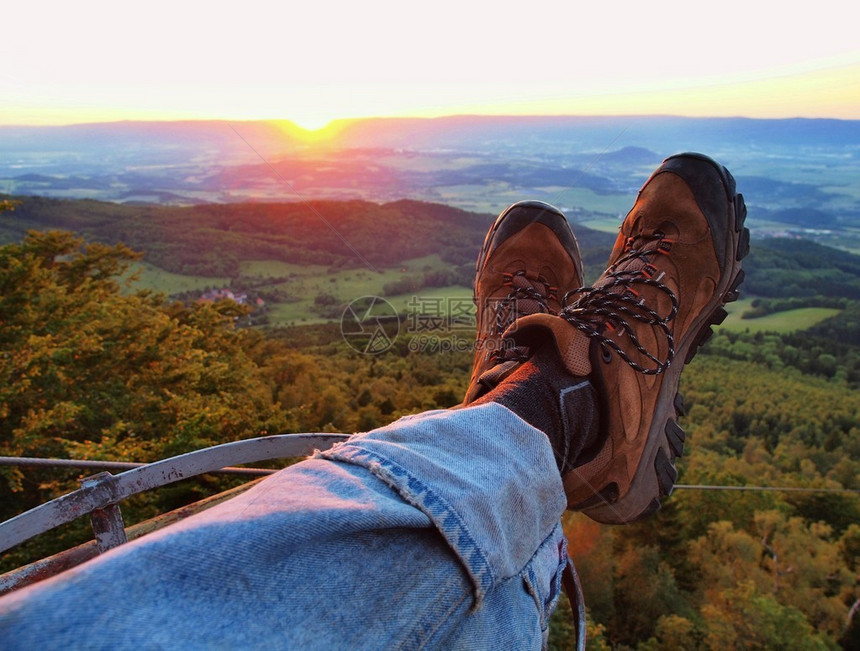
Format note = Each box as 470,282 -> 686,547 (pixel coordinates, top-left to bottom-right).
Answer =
605,235 -> 666,282
474,358 -> 522,393
473,312 -> 592,397
614,257 -> 648,275
505,313 -> 593,377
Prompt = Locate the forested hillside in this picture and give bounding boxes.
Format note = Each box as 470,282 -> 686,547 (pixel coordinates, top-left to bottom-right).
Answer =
0,194 -> 620,277
744,238 -> 860,299
0,198 -> 858,648
2,195 -> 491,275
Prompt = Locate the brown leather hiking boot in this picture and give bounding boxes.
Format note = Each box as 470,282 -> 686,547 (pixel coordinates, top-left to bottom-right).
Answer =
506,153 -> 749,524
464,201 -> 583,404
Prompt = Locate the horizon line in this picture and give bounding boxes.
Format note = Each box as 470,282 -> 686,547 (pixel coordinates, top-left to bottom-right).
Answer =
2,112 -> 859,132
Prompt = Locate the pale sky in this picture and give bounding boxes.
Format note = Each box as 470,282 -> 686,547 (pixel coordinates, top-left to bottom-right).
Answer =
3,0 -> 859,129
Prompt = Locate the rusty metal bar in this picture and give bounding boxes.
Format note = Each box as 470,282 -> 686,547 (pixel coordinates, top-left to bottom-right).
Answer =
562,558 -> 587,651
0,433 -> 349,555
0,456 -> 277,476
80,473 -> 128,553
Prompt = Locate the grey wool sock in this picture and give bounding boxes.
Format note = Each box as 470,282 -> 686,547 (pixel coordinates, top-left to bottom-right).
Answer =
473,342 -> 602,475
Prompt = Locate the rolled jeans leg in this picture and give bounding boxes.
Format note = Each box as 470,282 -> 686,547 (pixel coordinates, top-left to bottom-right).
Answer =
0,404 -> 568,649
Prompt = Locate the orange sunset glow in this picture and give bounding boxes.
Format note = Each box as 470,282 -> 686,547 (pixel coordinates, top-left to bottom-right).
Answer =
269,119 -> 357,144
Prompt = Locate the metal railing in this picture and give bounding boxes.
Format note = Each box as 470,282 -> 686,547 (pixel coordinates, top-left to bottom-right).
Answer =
0,433 -> 349,556
0,456 -> 279,476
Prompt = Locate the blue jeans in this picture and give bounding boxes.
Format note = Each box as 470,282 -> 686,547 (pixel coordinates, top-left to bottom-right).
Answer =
0,404 -> 568,649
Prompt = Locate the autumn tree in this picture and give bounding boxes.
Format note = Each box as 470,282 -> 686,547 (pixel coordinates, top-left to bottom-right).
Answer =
0,231 -> 288,522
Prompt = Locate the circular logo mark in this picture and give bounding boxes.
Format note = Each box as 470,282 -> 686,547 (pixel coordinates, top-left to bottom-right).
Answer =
340,296 -> 400,354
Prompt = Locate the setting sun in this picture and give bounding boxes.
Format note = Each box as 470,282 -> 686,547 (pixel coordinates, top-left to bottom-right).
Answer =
270,118 -> 353,144
289,117 -> 336,132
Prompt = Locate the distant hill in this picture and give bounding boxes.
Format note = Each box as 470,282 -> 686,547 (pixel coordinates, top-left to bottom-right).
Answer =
2,196 -> 478,275
599,146 -> 661,164
744,237 -> 860,298
1,195 -> 615,278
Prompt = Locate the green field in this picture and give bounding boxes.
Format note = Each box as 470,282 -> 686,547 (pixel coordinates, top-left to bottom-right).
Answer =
385,285 -> 473,312
266,282 -> 475,326
574,215 -> 624,233
719,298 -> 841,334
554,187 -> 631,217
122,254 -> 465,326
126,259 -> 846,334
414,181 -> 637,218
126,263 -> 229,294
238,260 -> 330,276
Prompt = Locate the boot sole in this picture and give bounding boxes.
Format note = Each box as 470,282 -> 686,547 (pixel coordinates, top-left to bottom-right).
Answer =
582,153 -> 749,524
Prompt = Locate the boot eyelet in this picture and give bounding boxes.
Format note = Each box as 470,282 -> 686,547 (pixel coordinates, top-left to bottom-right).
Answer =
601,346 -> 613,363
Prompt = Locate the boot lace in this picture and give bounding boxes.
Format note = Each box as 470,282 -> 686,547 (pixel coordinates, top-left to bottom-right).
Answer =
559,233 -> 678,375
490,270 -> 557,363
493,270 -> 557,335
